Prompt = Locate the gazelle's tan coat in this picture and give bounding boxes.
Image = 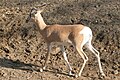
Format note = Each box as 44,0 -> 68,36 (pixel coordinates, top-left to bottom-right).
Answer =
39,24 -> 85,43
26,7 -> 105,78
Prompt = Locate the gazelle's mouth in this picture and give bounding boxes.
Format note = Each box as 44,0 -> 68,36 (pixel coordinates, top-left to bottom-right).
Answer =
26,14 -> 31,23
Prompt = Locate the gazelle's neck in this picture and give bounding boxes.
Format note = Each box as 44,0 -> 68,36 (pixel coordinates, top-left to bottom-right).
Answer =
35,13 -> 47,30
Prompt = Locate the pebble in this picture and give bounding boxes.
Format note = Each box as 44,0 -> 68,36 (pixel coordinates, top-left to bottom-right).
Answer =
0,70 -> 7,77
112,65 -> 118,70
113,70 -> 119,75
3,72 -> 7,77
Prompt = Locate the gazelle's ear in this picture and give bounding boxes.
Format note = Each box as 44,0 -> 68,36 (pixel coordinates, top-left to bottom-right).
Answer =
35,3 -> 48,11
36,3 -> 47,8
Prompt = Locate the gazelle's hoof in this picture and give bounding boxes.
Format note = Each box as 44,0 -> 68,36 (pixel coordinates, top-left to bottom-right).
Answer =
40,68 -> 43,72
99,73 -> 106,79
43,66 -> 46,70
100,72 -> 105,77
40,66 -> 46,72
101,73 -> 105,76
69,71 -> 73,76
75,74 -> 79,78
100,73 -> 106,78
75,73 -> 81,78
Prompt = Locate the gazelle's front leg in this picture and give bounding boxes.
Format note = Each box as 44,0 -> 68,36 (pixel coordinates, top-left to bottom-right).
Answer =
60,45 -> 73,75
40,43 -> 51,72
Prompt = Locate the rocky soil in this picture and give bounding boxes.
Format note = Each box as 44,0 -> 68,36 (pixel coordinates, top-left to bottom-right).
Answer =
0,0 -> 120,80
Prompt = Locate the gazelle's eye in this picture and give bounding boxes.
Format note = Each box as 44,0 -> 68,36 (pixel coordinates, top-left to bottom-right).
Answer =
34,11 -> 37,14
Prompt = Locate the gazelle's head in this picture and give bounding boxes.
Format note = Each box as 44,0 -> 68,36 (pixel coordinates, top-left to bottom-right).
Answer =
26,3 -> 47,23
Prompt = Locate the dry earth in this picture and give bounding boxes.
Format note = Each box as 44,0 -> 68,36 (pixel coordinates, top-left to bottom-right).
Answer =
0,0 -> 120,80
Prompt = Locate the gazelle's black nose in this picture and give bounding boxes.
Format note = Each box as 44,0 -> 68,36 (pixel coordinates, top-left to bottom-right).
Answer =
26,19 -> 29,23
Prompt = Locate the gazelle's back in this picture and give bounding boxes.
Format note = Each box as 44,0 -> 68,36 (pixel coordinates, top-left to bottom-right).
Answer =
42,24 -> 85,43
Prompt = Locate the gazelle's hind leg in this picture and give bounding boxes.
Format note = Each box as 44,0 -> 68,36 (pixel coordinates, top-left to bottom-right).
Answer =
85,41 -> 105,76
74,35 -> 89,77
75,46 -> 88,78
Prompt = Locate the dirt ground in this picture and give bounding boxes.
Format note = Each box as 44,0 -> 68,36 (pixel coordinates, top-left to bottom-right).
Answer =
0,0 -> 120,80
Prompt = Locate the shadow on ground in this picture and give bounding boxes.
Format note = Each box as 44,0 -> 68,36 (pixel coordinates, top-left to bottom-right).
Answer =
0,58 -> 71,77
0,58 -> 39,71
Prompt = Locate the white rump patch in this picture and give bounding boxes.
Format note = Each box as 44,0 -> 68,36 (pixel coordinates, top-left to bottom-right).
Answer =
80,27 -> 92,35
79,26 -> 92,46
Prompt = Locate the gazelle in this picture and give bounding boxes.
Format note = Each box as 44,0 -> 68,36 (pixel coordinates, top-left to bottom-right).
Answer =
26,4 -> 105,78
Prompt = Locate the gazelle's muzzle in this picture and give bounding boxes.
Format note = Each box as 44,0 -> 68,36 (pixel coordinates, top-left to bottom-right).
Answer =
26,14 -> 31,23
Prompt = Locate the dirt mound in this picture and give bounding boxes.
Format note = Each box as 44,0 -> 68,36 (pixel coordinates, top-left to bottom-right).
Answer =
0,0 -> 120,80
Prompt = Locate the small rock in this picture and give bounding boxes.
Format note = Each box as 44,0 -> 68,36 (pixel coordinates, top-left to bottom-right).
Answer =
3,72 -> 7,77
25,48 -> 31,53
111,70 -> 119,75
112,65 -> 118,70
3,47 -> 9,53
100,59 -> 105,63
114,70 -> 119,75
0,70 -> 7,77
